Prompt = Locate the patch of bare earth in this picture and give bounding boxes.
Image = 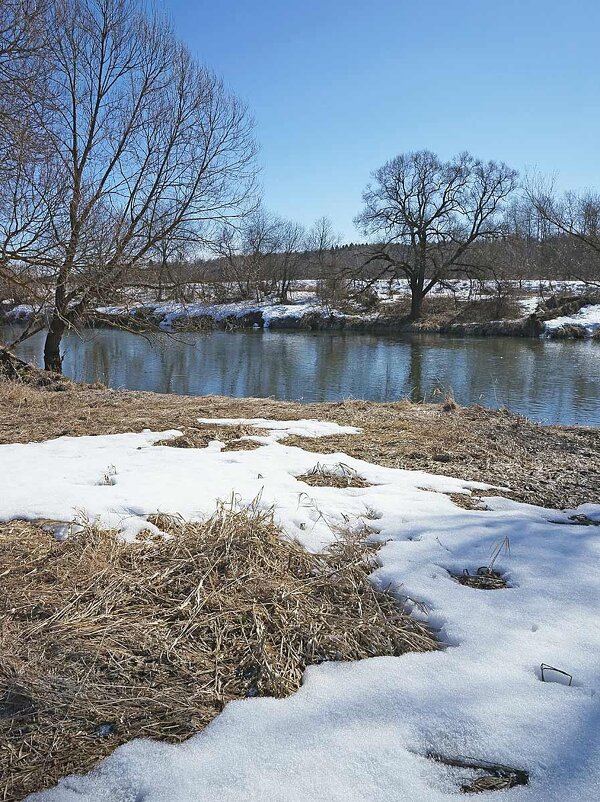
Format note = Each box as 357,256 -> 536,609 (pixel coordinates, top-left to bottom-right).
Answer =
1,378 -> 598,509
0,510 -> 435,801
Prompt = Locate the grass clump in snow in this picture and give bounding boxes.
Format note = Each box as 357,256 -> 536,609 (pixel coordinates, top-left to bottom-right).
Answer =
450,537 -> 510,590
0,507 -> 436,801
153,422 -> 268,451
296,461 -> 372,489
451,568 -> 508,590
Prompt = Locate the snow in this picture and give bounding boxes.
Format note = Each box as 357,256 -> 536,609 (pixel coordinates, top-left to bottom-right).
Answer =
543,304 -> 600,337
92,280 -> 598,331
196,417 -> 360,439
4,280 -> 597,333
3,303 -> 36,321
1,420 -> 599,801
103,296 -> 353,331
519,296 -> 541,314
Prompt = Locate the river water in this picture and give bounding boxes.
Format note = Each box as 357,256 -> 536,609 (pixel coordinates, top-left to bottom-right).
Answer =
2,326 -> 599,426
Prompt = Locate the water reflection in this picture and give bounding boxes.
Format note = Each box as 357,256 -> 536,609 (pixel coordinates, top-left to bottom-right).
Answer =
2,326 -> 599,426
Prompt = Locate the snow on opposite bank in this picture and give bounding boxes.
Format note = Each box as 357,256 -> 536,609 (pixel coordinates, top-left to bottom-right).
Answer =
544,304 -> 600,336
96,294 -> 357,331
0,420 -> 598,801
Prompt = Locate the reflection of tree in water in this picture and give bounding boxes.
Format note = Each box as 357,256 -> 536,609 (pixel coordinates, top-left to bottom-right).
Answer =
406,343 -> 425,402
2,325 -> 598,426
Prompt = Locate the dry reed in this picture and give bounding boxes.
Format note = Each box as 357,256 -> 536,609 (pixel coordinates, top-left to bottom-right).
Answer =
0,508 -> 435,801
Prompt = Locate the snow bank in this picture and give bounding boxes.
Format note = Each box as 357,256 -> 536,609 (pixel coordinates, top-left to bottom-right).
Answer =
1,421 -> 598,801
108,296 -> 349,330
3,303 -> 36,322
544,304 -> 600,337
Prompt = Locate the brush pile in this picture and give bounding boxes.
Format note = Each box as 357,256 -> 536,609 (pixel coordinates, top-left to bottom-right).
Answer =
0,507 -> 436,800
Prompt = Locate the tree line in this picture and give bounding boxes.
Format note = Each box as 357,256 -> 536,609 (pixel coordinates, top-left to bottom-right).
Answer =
0,0 -> 599,372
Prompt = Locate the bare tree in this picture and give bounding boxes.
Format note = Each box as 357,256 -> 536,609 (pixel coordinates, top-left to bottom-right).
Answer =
274,219 -> 306,302
355,150 -> 518,320
216,208 -> 280,300
10,0 -> 256,371
528,182 -> 600,289
0,0 -> 48,120
216,208 -> 306,302
153,242 -> 189,304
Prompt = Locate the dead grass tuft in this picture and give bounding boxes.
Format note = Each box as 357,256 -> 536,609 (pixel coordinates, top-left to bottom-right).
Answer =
0,509 -> 435,801
154,423 -> 268,451
445,492 -> 488,511
221,438 -> 263,451
451,568 -> 508,590
296,462 -> 372,489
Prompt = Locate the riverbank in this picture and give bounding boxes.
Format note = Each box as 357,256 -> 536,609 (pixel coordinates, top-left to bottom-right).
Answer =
3,283 -> 599,340
1,375 -> 599,801
1,371 -> 598,509
69,292 -> 600,339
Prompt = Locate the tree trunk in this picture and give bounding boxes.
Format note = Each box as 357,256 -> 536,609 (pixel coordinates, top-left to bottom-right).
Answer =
409,289 -> 423,321
43,314 -> 66,372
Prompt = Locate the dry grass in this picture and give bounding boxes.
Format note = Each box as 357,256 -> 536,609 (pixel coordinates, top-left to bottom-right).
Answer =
1,379 -> 598,511
296,462 -> 372,489
426,753 -> 529,794
221,438 -> 264,452
0,508 -> 436,801
451,569 -> 508,591
153,423 -> 268,451
444,492 -> 488,511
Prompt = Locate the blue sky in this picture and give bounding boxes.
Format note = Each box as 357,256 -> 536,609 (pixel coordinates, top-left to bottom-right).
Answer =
165,0 -> 600,241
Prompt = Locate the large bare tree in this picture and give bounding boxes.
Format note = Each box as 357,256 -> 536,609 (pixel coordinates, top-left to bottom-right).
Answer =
355,150 -> 518,319
9,0 -> 256,370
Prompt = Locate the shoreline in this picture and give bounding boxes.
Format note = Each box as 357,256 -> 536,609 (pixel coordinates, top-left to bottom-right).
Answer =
1,372 -> 598,511
3,290 -> 600,340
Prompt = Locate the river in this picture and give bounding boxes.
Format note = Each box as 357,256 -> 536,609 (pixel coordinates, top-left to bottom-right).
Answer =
2,326 -> 599,426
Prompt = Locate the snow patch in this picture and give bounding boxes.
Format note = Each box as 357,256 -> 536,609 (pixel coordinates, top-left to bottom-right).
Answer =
544,304 -> 600,336
196,417 -> 360,440
1,420 -> 598,801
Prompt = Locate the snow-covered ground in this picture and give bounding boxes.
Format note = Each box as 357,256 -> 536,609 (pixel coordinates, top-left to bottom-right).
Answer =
543,304 -> 600,337
4,279 -> 595,332
2,419 -> 599,801
99,293 -> 356,331
1,302 -> 41,322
